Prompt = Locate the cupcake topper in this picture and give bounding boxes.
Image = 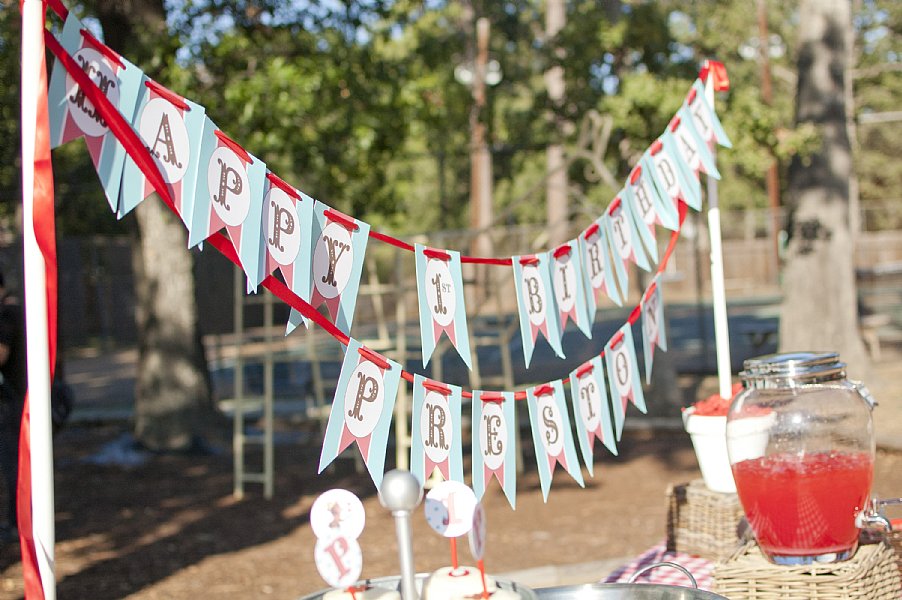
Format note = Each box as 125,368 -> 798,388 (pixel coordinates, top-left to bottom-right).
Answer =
311,489 -> 366,595
424,481 -> 477,569
468,502 -> 490,599
314,535 -> 363,590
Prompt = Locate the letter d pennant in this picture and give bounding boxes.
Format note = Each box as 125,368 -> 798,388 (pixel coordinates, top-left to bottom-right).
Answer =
319,339 -> 401,489
569,356 -> 617,478
605,324 -> 647,441
526,381 -> 584,502
410,375 -> 464,486
513,252 -> 565,368
471,391 -> 517,509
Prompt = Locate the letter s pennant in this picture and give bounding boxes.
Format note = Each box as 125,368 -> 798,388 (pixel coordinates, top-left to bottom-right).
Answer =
319,340 -> 401,489
48,12 -> 143,213
605,324 -> 647,441
569,356 -> 617,478
415,245 -> 472,369
527,381 -> 584,502
410,375 -> 464,486
471,391 -> 517,509
513,252 -> 565,368
118,77 -> 206,226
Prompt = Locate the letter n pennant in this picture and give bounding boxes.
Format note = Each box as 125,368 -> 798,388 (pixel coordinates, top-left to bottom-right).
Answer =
513,252 -> 565,368
579,221 -> 622,319
319,339 -> 400,489
48,13 -> 143,213
414,245 -> 472,369
262,172 -> 315,311
551,241 -> 593,339
569,356 -> 617,477
641,274 -> 668,385
526,381 -> 584,502
188,121 -> 267,291
686,80 -> 732,150
118,77 -> 206,225
409,375 -> 464,486
471,391 -> 517,509
307,205 -> 370,336
604,324 -> 647,441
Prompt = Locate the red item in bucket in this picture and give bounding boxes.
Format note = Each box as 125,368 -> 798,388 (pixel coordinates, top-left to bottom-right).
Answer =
732,451 -> 873,557
688,383 -> 743,417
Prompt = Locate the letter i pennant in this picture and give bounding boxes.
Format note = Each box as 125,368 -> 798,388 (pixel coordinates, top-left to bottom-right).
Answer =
48,12 -> 144,213
513,252 -> 565,368
551,241 -> 593,339
605,324 -> 647,441
526,381 -> 584,502
471,391 -> 517,509
640,274 -> 668,384
569,357 -> 617,477
579,221 -> 622,317
319,340 -> 401,488
118,76 -> 206,225
306,204 -> 370,336
262,172 -> 315,312
410,375 -> 464,485
414,245 -> 472,369
188,121 -> 267,291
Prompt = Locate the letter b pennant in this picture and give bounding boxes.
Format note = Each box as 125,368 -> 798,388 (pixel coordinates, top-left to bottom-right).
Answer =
513,252 -> 565,368
410,375 -> 464,485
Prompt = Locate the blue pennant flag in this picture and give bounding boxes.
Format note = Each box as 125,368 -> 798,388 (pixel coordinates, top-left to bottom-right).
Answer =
686,80 -> 732,149
415,245 -> 472,369
672,106 -> 720,181
551,241 -> 593,339
409,375 -> 464,485
579,221 -> 622,317
641,274 -> 669,385
651,131 -> 703,212
604,324 -> 647,441
569,356 -> 618,477
526,380 -> 585,502
471,391 -> 518,509
513,252 -> 565,367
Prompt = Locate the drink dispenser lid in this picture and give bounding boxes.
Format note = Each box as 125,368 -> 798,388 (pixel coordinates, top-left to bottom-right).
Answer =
741,351 -> 845,385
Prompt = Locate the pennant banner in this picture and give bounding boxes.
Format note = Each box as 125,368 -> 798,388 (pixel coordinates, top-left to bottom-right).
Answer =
319,339 -> 400,488
48,12 -> 143,213
651,131 -> 703,212
604,324 -> 647,441
513,252 -> 565,368
672,106 -> 720,180
641,275 -> 668,385
569,356 -> 617,477
579,221 -> 622,317
551,242 -> 593,339
471,391 -> 517,509
526,380 -> 585,501
687,80 -> 733,150
262,173 -> 315,312
118,76 -> 206,224
414,245 -> 472,369
410,375 -> 464,485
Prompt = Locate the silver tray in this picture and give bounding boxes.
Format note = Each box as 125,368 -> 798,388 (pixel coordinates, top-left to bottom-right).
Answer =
298,573 -> 540,600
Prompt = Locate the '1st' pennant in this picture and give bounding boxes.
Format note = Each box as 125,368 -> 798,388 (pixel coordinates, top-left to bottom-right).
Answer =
414,245 -> 472,369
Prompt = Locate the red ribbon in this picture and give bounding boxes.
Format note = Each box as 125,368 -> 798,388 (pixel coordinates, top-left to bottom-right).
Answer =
699,60 -> 730,92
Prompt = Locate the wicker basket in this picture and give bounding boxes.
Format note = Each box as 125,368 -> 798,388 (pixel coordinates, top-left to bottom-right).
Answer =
713,541 -> 902,599
891,528 -> 902,577
666,478 -> 745,561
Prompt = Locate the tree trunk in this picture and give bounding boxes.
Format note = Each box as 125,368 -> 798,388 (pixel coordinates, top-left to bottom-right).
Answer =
779,0 -> 870,378
93,0 -> 218,451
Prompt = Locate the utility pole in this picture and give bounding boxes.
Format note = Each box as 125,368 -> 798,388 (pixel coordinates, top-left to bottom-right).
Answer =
758,0 -> 781,266
469,16 -> 494,293
545,0 -> 568,247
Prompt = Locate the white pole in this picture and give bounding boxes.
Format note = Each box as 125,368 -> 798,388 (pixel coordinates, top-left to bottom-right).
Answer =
704,73 -> 734,400
21,0 -> 57,597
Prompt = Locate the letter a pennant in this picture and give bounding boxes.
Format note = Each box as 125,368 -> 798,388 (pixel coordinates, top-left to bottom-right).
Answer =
513,252 -> 565,368
118,77 -> 206,226
551,241 -> 593,339
526,381 -> 585,502
686,80 -> 732,150
472,391 -> 517,509
605,324 -> 647,441
414,245 -> 472,369
188,121 -> 267,291
262,172 -> 315,310
569,357 -> 617,477
641,274 -> 668,385
579,221 -> 622,318
306,205 -> 371,336
48,13 -> 144,213
409,375 -> 464,486
319,340 -> 401,489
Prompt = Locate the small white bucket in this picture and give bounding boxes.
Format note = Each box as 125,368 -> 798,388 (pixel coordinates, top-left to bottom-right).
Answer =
683,408 -> 735,493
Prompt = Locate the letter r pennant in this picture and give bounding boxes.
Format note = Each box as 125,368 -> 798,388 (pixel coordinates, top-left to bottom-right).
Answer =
319,339 -> 400,489
409,375 -> 464,486
526,381 -> 584,502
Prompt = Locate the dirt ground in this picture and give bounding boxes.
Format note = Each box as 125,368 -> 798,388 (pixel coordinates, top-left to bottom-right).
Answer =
0,422 -> 900,600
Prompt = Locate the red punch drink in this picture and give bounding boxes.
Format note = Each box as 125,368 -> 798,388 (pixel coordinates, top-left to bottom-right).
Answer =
732,451 -> 873,563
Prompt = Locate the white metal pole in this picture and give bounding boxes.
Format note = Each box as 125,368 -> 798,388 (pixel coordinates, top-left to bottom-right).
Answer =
704,74 -> 734,400
21,0 -> 57,597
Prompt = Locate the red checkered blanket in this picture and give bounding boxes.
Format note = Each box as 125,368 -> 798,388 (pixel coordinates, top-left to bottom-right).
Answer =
602,541 -> 715,591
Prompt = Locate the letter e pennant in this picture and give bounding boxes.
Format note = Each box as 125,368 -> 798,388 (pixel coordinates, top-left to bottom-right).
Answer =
471,391 -> 517,509
526,381 -> 584,502
513,252 -> 565,368
569,357 -> 617,477
604,324 -> 647,441
410,375 -> 464,485
415,245 -> 472,369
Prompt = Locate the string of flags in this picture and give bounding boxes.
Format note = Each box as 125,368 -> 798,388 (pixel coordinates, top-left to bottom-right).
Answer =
45,4 -> 732,506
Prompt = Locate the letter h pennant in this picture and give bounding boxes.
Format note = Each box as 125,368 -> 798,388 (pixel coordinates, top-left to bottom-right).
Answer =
307,204 -> 371,336
604,324 -> 647,441
569,356 -> 617,478
118,77 -> 206,226
414,245 -> 472,369
551,241 -> 593,339
640,274 -> 668,385
471,391 -> 517,509
188,121 -> 267,291
262,172 -> 315,310
526,381 -> 584,502
513,252 -> 565,368
319,339 -> 401,489
579,220 -> 623,318
409,375 -> 464,486
48,12 -> 144,214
